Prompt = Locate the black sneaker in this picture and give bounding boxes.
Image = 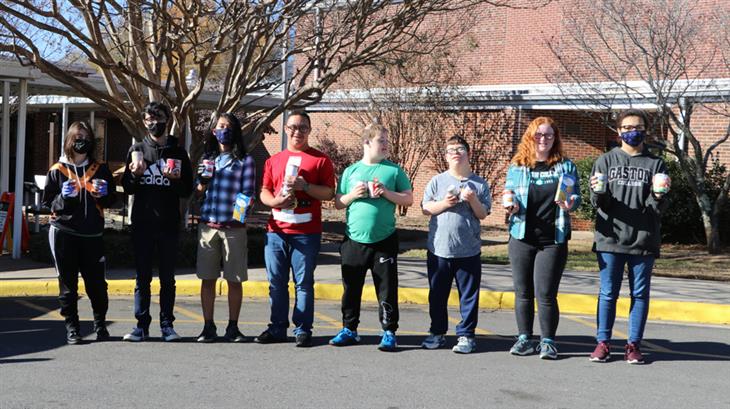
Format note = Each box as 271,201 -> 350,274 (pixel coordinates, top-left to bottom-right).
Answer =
66,329 -> 82,345
95,326 -> 110,342
295,332 -> 312,348
197,324 -> 217,343
254,330 -> 287,344
223,326 -> 245,343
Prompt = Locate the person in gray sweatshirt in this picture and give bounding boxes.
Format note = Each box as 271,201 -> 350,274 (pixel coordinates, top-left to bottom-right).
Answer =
588,109 -> 670,365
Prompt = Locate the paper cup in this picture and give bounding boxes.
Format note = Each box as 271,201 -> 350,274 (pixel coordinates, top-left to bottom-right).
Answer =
593,172 -> 606,193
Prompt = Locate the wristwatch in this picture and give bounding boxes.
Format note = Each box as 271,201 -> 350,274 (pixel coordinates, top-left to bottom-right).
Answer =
303,181 -> 310,192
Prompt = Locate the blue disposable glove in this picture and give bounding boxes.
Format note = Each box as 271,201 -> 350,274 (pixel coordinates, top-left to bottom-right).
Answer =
61,180 -> 78,198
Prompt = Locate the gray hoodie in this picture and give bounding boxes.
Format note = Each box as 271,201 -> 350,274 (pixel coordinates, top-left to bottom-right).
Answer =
590,147 -> 668,257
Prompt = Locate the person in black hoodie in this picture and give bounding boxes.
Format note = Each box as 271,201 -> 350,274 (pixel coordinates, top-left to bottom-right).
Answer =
121,101 -> 193,342
43,121 -> 116,344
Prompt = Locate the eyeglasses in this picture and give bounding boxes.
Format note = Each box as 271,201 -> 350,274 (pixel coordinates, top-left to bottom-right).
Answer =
534,132 -> 555,140
620,125 -> 645,131
286,125 -> 311,133
445,147 -> 467,154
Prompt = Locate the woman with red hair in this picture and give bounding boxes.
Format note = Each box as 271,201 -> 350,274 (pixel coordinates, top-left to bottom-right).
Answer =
503,117 -> 581,359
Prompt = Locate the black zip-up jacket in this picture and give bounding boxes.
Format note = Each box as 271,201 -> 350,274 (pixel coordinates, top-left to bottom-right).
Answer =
42,158 -> 116,236
122,135 -> 194,229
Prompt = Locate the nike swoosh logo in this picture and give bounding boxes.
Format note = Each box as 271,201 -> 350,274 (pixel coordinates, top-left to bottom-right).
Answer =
379,257 -> 394,264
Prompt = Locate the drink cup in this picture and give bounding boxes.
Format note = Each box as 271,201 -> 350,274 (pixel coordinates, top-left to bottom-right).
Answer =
202,159 -> 215,178
131,151 -> 144,167
92,179 -> 107,196
356,180 -> 368,197
281,164 -> 300,196
166,158 -> 181,176
502,190 -> 514,208
367,181 -> 377,197
653,173 -> 670,194
460,186 -> 472,201
593,172 -> 606,193
447,184 -> 461,197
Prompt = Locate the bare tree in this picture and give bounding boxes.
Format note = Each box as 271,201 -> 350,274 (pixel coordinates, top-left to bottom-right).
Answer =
545,0 -> 730,253
0,0 -> 533,153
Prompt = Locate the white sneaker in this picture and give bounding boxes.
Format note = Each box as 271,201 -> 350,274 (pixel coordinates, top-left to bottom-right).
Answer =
452,336 -> 476,354
421,333 -> 446,350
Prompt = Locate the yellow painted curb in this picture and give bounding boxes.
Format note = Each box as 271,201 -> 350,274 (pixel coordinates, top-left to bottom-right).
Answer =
2,279 -> 729,326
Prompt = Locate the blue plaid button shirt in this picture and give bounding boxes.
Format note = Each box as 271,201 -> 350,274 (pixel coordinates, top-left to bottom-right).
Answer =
199,153 -> 256,224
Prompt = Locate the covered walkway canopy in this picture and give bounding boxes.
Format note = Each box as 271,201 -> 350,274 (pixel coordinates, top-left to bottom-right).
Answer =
0,59 -> 281,259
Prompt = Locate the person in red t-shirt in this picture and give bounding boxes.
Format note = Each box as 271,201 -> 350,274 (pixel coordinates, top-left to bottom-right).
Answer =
254,111 -> 335,347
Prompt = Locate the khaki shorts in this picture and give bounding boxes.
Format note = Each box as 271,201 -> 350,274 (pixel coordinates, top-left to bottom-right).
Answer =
196,224 -> 248,282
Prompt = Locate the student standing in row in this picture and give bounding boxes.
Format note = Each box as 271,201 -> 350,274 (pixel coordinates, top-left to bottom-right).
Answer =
330,124 -> 413,351
504,117 -> 581,359
421,136 -> 491,354
194,113 -> 256,343
43,121 -> 116,344
255,111 -> 335,348
122,101 -> 193,342
589,109 -> 669,364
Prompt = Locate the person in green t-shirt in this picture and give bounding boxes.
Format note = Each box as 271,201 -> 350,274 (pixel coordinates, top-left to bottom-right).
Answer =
330,123 -> 413,351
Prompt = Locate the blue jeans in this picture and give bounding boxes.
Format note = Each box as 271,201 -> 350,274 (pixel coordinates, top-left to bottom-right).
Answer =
427,252 -> 482,337
265,232 -> 321,336
596,252 -> 654,344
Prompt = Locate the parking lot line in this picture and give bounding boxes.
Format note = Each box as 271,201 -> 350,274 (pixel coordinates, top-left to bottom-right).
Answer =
14,299 -> 63,320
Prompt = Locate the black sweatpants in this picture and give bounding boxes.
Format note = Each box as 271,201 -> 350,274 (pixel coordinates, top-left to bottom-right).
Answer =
49,227 -> 108,331
339,233 -> 399,332
508,237 -> 567,339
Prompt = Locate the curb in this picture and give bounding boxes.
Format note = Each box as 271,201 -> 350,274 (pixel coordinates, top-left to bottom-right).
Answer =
2,279 -> 729,326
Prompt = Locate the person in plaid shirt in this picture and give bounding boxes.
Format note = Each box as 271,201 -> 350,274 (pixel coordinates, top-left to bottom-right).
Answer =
194,112 -> 256,343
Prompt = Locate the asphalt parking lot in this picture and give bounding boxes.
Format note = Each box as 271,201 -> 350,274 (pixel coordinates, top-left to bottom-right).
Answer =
1,296 -> 729,409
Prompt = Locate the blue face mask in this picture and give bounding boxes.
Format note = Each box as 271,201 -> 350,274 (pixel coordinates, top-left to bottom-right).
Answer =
621,129 -> 646,147
214,128 -> 232,145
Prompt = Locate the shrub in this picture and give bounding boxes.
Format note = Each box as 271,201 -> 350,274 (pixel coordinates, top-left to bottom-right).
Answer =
29,225 -> 266,268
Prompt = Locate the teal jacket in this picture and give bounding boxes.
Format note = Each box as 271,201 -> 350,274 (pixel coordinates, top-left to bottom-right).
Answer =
504,159 -> 581,244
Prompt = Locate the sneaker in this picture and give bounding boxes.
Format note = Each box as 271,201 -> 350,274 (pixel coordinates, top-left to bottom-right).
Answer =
625,343 -> 645,364
378,330 -> 397,352
197,324 -> 217,343
161,326 -> 182,342
538,338 -> 558,360
452,336 -> 476,354
66,328 -> 82,345
254,330 -> 287,344
509,334 -> 535,356
295,332 -> 312,348
95,326 -> 110,342
329,328 -> 361,346
590,341 -> 611,362
223,326 -> 245,343
122,327 -> 148,342
421,333 -> 447,350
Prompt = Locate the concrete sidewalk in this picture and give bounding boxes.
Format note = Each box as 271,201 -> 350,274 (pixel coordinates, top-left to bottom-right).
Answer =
2,244 -> 730,325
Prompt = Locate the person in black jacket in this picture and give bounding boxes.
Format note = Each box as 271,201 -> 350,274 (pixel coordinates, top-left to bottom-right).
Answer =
121,101 -> 193,342
43,121 -> 116,344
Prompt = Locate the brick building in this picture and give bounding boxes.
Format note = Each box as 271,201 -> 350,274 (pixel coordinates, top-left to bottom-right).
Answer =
259,0 -> 730,226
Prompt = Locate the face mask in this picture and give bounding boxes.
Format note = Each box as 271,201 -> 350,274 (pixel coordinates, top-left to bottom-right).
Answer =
72,139 -> 92,154
214,128 -> 232,145
621,129 -> 646,147
146,122 -> 167,137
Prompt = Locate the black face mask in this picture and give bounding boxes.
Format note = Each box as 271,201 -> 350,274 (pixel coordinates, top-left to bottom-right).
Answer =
146,122 -> 167,138
73,139 -> 92,154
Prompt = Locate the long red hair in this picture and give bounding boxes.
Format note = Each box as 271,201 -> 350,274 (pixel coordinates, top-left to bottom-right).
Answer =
511,117 -> 564,168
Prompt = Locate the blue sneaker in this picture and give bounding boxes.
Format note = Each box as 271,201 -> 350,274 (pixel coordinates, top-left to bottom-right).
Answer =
378,330 -> 397,352
161,326 -> 182,342
509,334 -> 535,356
538,338 -> 558,360
329,328 -> 361,346
122,327 -> 148,342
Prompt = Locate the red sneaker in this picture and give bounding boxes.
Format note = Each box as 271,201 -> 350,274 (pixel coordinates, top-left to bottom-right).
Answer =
625,343 -> 645,364
590,341 -> 611,362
